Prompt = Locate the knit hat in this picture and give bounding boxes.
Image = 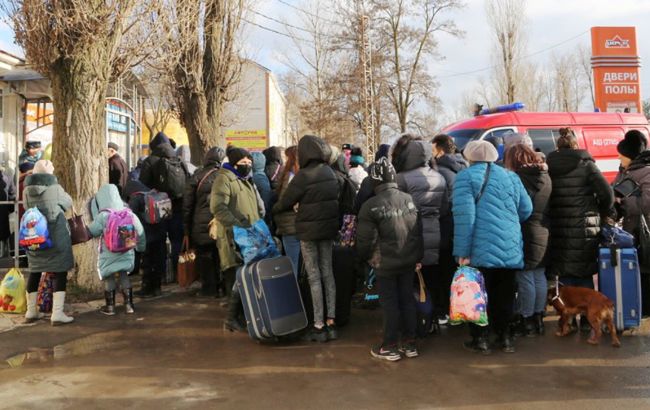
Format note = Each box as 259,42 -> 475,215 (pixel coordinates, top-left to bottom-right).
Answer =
375,143 -> 391,161
226,146 -> 252,165
25,141 -> 41,150
463,140 -> 498,163
368,157 -> 396,184
350,155 -> 365,166
108,142 -> 119,151
34,159 -> 54,174
503,132 -> 533,150
617,130 -> 648,160
19,161 -> 35,173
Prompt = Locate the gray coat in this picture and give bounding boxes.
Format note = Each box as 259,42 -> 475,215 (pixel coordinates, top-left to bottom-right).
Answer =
23,173 -> 74,273
395,140 -> 449,266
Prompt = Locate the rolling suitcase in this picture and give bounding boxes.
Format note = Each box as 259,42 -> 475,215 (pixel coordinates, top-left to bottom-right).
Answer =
237,256 -> 308,341
598,247 -> 642,330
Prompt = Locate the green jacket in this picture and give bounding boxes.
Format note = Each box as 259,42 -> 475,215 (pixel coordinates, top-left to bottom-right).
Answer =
88,184 -> 146,279
23,173 -> 74,273
210,166 -> 262,271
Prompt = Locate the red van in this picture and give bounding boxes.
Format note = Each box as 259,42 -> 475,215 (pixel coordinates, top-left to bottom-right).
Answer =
441,111 -> 650,181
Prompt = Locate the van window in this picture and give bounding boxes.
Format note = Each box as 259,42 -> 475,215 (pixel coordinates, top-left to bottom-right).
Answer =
484,128 -> 515,142
447,129 -> 483,150
527,129 -> 557,155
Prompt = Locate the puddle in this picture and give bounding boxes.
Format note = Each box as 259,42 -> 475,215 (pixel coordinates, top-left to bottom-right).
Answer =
5,330 -> 128,368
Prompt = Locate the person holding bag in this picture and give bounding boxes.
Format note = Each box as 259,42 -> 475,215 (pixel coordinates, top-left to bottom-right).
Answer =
613,129 -> 650,317
453,141 -> 532,354
22,160 -> 75,326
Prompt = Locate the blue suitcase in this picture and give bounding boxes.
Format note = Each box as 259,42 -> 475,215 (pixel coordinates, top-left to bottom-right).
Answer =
598,248 -> 642,330
237,256 -> 308,341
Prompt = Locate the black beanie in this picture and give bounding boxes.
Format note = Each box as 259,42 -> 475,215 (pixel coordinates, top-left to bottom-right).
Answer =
368,157 -> 396,185
227,146 -> 251,165
617,130 -> 648,160
25,141 -> 41,150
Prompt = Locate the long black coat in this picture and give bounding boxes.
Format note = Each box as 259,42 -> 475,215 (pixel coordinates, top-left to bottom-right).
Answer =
273,135 -> 339,241
547,149 -> 614,278
182,148 -> 225,246
516,165 -> 552,270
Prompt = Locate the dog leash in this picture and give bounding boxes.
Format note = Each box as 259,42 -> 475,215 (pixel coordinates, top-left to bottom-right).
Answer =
551,276 -> 566,307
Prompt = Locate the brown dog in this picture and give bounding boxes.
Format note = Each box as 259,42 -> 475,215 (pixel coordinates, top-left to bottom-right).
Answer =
548,286 -> 621,347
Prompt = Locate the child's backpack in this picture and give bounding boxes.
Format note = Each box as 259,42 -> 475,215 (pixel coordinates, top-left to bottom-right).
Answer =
136,190 -> 172,224
102,208 -> 138,253
18,207 -> 52,251
155,157 -> 187,198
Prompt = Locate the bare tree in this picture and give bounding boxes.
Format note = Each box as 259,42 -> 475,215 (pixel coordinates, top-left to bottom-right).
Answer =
4,0 -> 163,290
169,0 -> 245,163
577,43 -> 596,110
485,0 -> 527,104
553,52 -> 586,112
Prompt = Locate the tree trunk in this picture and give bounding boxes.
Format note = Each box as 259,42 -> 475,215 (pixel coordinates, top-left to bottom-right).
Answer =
50,59 -> 109,292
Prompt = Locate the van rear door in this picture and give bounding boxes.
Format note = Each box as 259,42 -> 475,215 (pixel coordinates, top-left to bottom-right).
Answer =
582,127 -> 625,181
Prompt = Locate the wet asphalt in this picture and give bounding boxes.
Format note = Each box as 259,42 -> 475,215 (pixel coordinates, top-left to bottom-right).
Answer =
0,292 -> 649,410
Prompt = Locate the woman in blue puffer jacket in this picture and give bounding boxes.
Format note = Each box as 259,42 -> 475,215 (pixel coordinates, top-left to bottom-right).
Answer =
453,140 -> 532,355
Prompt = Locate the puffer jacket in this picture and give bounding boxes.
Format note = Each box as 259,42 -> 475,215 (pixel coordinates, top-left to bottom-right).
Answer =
274,172 -> 297,236
547,149 -> 614,278
394,140 -> 448,265
453,162 -> 533,269
434,153 -> 467,250
263,146 -> 284,192
273,135 -> 339,241
88,184 -> 146,278
251,152 -> 272,220
139,132 -> 187,211
23,173 -> 74,273
614,150 -> 650,243
516,165 -> 552,270
210,165 -> 262,271
356,183 -> 423,277
182,147 -> 225,246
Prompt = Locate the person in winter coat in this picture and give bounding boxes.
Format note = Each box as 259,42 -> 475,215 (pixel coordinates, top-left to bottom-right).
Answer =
0,167 -> 16,247
128,156 -> 147,182
211,146 -> 263,332
23,160 -> 75,326
274,145 -> 301,276
251,152 -> 273,225
138,132 -> 189,295
453,141 -> 532,354
177,145 -> 197,176
357,158 -> 423,362
18,141 -> 42,167
88,184 -> 146,315
108,142 -> 128,197
272,135 -> 339,342
329,145 -> 356,219
392,134 -> 448,330
348,147 -> 368,189
547,128 -> 614,290
504,144 -> 552,336
262,146 -> 284,192
353,144 -> 391,215
613,129 -> 650,317
182,147 -> 225,297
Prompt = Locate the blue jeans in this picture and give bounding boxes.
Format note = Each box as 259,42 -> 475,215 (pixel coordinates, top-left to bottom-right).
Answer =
516,267 -> 547,318
282,235 -> 301,277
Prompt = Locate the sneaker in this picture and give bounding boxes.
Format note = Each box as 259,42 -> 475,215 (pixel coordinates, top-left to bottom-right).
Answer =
400,341 -> 419,358
371,345 -> 402,362
303,326 -> 328,343
326,325 -> 338,341
438,314 -> 449,326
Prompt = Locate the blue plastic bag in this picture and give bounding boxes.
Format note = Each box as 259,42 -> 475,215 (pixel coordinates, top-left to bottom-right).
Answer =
601,224 -> 635,248
233,220 -> 280,264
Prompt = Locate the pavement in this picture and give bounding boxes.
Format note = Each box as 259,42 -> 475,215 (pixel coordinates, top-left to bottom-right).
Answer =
0,291 -> 649,410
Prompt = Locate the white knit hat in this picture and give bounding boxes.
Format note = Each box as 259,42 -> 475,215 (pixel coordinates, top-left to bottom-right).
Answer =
33,159 -> 54,175
463,140 -> 498,162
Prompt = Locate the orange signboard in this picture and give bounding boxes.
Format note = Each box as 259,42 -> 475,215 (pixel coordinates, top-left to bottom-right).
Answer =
591,27 -> 642,113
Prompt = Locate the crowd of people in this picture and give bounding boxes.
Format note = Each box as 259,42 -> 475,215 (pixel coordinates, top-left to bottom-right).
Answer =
10,127 -> 650,361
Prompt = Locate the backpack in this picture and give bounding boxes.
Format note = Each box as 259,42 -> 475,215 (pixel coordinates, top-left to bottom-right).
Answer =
155,157 -> 187,198
136,190 -> 172,224
19,208 -> 52,251
102,208 -> 138,253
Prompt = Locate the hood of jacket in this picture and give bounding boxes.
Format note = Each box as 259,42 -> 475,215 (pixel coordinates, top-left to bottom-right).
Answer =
263,146 -> 283,165
628,150 -> 650,171
298,135 -> 331,168
150,132 -> 170,151
394,140 -> 432,173
517,164 -> 549,189
330,154 -> 348,175
176,145 -> 192,163
24,173 -> 57,197
251,152 -> 266,173
204,147 -> 225,166
547,149 -> 594,177
95,184 -> 125,211
436,153 -> 467,174
124,179 -> 149,198
153,142 -> 176,159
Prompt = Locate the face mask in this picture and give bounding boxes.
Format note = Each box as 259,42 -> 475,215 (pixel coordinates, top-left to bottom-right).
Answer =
236,164 -> 252,177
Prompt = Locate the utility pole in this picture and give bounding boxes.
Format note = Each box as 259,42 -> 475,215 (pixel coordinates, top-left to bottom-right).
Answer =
359,14 -> 376,162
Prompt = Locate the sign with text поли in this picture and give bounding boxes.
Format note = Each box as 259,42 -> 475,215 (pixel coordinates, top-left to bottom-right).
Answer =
591,27 -> 642,113
225,129 -> 267,151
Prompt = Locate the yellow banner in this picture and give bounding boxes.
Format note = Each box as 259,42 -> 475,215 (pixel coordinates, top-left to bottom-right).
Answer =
225,129 -> 267,150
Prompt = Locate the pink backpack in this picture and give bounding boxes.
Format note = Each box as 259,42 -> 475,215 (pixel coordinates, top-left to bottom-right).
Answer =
102,208 -> 138,253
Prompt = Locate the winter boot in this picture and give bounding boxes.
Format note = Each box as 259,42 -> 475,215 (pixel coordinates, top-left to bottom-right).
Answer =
134,279 -> 153,298
24,292 -> 44,323
51,292 -> 74,326
100,291 -> 116,316
122,289 -> 135,314
534,312 -> 545,335
224,291 -> 245,332
523,316 -> 537,338
498,332 -> 516,353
